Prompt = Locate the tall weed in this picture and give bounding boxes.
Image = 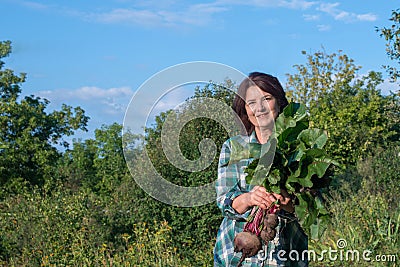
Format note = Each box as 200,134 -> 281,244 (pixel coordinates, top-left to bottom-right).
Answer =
310,147 -> 400,267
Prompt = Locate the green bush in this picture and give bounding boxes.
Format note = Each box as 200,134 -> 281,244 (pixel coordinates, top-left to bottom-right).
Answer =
0,184 -> 107,266
0,181 -> 213,266
310,147 -> 400,267
357,146 -> 400,211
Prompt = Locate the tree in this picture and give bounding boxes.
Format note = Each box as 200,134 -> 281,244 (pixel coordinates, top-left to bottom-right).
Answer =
286,49 -> 399,164
142,81 -> 238,260
93,123 -> 131,196
377,9 -> 400,82
58,123 -> 143,195
0,40 -> 89,190
57,138 -> 97,191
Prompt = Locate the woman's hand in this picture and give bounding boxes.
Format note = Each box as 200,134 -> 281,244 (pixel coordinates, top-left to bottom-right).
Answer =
232,186 -> 294,214
247,186 -> 279,210
232,186 -> 272,213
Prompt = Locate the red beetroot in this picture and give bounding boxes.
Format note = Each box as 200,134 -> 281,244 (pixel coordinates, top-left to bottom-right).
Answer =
233,231 -> 262,267
263,213 -> 279,229
234,204 -> 280,266
260,227 -> 277,242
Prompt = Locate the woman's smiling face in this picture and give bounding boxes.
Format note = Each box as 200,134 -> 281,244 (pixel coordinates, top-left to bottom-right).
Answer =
245,85 -> 279,128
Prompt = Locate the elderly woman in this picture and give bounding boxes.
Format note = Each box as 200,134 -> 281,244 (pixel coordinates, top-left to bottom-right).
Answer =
214,72 -> 308,267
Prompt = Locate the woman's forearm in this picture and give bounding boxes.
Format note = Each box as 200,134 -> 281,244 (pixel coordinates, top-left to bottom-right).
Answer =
231,193 -> 251,214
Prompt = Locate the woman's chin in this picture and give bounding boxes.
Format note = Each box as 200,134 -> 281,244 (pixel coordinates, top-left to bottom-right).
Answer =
255,120 -> 274,128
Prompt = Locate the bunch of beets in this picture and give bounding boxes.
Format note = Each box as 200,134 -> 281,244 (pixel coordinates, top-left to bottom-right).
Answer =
233,204 -> 279,266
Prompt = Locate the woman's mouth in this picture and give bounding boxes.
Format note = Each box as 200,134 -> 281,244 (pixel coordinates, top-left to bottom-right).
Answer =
256,113 -> 269,118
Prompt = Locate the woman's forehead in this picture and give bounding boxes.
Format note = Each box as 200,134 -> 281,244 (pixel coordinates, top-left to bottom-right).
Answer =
245,86 -> 273,99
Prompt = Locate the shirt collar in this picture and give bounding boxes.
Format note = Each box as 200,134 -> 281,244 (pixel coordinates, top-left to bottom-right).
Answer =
248,131 -> 259,144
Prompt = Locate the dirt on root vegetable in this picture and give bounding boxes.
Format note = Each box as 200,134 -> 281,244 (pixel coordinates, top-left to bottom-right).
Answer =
233,205 -> 280,266
233,231 -> 262,267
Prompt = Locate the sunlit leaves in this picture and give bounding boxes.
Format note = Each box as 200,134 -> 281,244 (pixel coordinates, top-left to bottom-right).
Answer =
377,9 -> 400,82
287,49 -> 400,165
237,102 -> 339,239
0,41 -> 89,189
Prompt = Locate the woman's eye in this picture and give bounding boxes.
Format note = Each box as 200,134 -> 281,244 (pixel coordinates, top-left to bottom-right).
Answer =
263,97 -> 272,101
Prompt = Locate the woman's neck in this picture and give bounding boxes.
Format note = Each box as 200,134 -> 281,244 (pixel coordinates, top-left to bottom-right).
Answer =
255,127 -> 273,144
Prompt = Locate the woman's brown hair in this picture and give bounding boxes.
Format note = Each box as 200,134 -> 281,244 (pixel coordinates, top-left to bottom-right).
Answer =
233,72 -> 289,135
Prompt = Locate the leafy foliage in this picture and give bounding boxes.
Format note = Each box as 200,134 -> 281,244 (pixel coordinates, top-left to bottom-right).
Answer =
141,81 -> 238,260
0,41 -> 89,191
0,184 -> 206,266
1,32 -> 399,266
232,103 -> 339,239
310,148 -> 400,266
377,8 -> 400,82
286,49 -> 400,164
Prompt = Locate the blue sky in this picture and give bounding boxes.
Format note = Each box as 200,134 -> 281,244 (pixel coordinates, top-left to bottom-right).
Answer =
1,0 -> 399,140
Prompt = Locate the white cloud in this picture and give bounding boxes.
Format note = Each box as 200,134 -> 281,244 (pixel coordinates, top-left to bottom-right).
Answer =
190,2 -> 229,14
278,0 -> 317,10
50,86 -> 133,100
20,0 -> 317,28
288,33 -> 301,39
85,2 -> 228,27
20,86 -> 135,139
17,0 -> 377,28
303,14 -> 320,21
36,86 -> 134,119
218,0 -> 317,9
21,1 -> 48,10
378,79 -> 400,95
35,85 -> 199,134
83,86 -> 132,99
356,13 -> 378,22
318,2 -> 378,22
317,24 -> 331,31
85,0 -> 319,27
353,73 -> 399,96
91,11 -> 198,27
88,9 -> 165,27
317,2 -> 339,14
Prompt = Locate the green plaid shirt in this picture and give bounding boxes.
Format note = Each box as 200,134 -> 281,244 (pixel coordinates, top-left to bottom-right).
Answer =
214,132 -> 309,267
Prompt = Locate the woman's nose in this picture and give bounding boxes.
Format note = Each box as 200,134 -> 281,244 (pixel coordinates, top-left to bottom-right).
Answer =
256,100 -> 267,112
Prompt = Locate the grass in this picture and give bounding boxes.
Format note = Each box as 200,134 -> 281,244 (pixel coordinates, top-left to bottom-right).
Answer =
1,147 -> 398,266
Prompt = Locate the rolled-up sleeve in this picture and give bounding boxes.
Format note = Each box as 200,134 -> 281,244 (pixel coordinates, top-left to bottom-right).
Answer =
216,139 -> 251,221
